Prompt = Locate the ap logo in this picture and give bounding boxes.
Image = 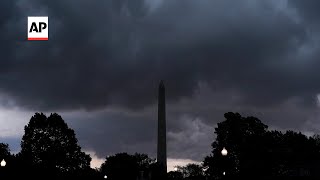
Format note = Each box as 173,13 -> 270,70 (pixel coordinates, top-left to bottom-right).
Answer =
28,16 -> 48,40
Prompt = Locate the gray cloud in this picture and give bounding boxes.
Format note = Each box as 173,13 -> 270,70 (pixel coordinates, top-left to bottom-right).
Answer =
0,0 -> 312,111
289,0 -> 320,24
0,137 -> 21,153
1,0 -> 320,163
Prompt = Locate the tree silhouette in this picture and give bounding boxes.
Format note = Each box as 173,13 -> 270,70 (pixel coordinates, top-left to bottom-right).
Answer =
204,112 -> 320,179
204,112 -> 268,178
0,143 -> 17,179
262,130 -> 320,177
0,143 -> 10,160
176,163 -> 205,180
135,153 -> 156,178
101,153 -> 138,180
167,171 -> 183,180
19,112 -> 91,179
100,152 -> 155,180
0,143 -> 10,178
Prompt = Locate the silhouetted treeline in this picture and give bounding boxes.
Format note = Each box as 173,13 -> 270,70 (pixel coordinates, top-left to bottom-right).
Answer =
0,113 -> 98,179
166,112 -> 320,180
202,112 -> 320,180
1,112 -> 320,179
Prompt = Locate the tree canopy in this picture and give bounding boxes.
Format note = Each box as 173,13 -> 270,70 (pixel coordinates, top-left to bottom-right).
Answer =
0,143 -> 10,160
176,163 -> 205,180
19,113 -> 91,178
204,112 -> 320,179
100,152 -> 155,180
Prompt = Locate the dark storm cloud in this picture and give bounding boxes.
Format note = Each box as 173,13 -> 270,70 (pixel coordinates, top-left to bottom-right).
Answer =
289,0 -> 320,23
62,106 -> 215,161
2,0 -> 320,163
63,110 -> 157,156
0,0 -> 315,111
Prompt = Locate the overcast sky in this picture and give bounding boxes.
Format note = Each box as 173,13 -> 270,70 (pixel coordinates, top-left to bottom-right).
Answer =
1,0 -> 320,171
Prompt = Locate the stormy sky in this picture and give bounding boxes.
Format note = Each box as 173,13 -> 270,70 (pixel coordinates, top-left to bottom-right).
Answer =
1,0 -> 320,170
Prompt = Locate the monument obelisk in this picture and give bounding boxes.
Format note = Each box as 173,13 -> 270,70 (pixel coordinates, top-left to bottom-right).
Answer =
157,80 -> 167,174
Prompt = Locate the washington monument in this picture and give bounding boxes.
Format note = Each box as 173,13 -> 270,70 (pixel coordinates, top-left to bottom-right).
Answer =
157,80 -> 167,174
